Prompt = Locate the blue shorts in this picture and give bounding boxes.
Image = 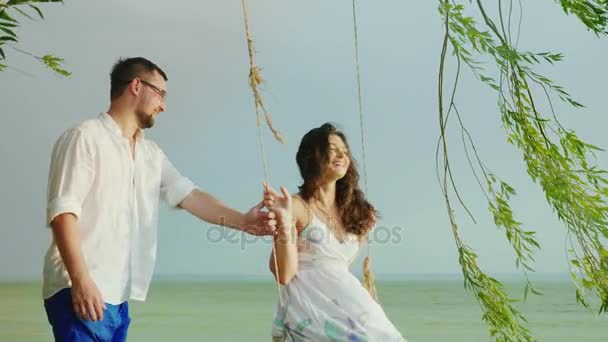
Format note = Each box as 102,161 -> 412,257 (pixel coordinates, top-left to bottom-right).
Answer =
44,288 -> 130,342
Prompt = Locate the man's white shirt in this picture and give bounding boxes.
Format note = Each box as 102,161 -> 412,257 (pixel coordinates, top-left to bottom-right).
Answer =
43,113 -> 197,304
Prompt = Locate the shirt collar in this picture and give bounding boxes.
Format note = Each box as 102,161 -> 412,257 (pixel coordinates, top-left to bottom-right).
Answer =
99,112 -> 145,140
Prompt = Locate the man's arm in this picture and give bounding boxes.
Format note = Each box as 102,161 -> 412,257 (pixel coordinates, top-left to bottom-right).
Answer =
159,150 -> 274,235
179,190 -> 245,229
51,213 -> 106,321
46,128 -> 103,321
179,189 -> 275,236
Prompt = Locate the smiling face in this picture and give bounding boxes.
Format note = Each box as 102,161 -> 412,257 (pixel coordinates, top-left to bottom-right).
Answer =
296,123 -> 357,192
134,71 -> 167,129
295,123 -> 375,238
109,57 -> 168,130
323,134 -> 351,181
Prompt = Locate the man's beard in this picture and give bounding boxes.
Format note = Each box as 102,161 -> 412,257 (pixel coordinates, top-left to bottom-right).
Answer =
136,110 -> 155,129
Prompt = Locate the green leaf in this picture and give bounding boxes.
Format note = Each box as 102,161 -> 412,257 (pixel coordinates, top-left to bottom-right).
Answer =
12,6 -> 33,20
42,54 -> 71,77
0,10 -> 18,23
530,286 -> 542,296
0,35 -> 17,43
7,0 -> 33,5
0,18 -> 18,28
28,4 -> 44,19
0,26 -> 16,37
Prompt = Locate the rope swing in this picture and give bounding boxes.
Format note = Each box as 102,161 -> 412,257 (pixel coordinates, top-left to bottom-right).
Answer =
240,0 -> 380,307
240,0 -> 285,306
351,0 -> 379,302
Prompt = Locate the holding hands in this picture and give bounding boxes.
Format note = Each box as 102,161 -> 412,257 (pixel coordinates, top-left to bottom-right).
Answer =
263,182 -> 294,234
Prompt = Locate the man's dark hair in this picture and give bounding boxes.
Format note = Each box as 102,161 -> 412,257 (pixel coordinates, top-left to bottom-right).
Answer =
110,57 -> 168,100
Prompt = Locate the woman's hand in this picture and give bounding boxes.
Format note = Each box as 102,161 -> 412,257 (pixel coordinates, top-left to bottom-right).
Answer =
263,183 -> 293,234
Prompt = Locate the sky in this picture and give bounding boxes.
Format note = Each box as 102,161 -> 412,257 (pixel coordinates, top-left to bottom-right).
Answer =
0,0 -> 607,281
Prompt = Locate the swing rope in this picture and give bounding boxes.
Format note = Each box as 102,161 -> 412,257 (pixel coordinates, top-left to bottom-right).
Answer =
240,0 -> 285,306
240,0 -> 378,308
351,0 -> 379,302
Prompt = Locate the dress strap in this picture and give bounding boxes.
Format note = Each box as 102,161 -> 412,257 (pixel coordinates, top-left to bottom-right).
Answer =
292,194 -> 313,229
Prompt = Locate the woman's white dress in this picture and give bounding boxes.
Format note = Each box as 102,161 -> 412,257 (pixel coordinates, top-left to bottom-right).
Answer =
271,213 -> 406,341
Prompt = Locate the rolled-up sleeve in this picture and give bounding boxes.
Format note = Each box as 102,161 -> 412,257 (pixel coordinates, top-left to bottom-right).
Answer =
160,152 -> 197,208
46,128 -> 96,226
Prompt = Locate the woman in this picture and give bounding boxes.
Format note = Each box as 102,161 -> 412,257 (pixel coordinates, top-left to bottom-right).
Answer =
265,123 -> 406,341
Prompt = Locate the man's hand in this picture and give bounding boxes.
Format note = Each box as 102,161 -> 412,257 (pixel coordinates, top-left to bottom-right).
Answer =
50,213 -> 107,321
241,193 -> 277,236
71,275 -> 106,321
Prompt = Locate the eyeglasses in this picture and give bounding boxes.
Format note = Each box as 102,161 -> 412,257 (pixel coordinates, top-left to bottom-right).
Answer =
123,78 -> 167,101
140,80 -> 167,101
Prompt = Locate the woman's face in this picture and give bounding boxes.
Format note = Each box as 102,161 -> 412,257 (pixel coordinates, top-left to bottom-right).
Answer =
323,134 -> 350,181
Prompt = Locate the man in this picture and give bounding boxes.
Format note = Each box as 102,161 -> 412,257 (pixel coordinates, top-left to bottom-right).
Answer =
42,57 -> 275,341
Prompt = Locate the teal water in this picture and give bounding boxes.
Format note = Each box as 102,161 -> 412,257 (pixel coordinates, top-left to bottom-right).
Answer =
1,281 -> 605,341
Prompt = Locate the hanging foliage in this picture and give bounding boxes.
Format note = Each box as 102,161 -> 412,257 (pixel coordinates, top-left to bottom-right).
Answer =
0,0 -> 69,76
437,0 -> 608,340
